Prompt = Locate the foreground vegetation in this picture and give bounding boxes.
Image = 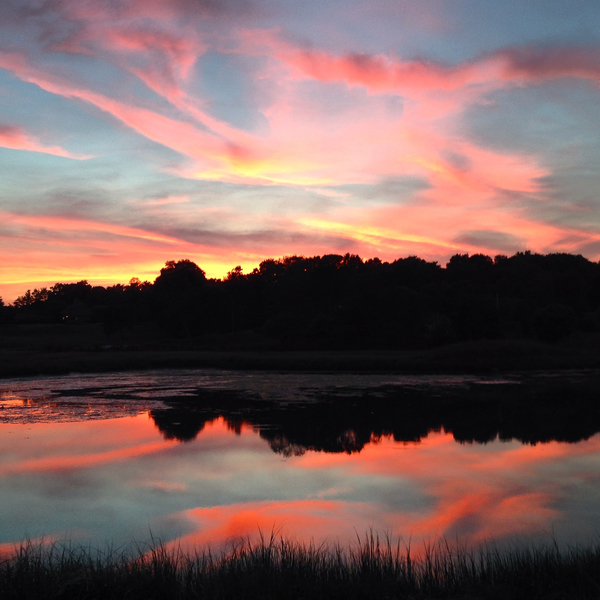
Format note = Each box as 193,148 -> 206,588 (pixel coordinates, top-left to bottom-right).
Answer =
2,534 -> 600,599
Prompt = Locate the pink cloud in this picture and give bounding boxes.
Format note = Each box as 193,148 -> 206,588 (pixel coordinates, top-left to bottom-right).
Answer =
6,10 -> 600,191
0,49 -> 265,183
279,48 -> 503,94
6,30 -> 592,204
235,28 -> 506,95
0,124 -> 91,159
64,24 -> 207,98
140,195 -> 190,206
0,50 -> 225,163
245,31 -> 600,93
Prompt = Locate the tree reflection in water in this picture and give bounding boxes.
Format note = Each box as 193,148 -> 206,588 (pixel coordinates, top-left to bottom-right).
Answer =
149,374 -> 600,454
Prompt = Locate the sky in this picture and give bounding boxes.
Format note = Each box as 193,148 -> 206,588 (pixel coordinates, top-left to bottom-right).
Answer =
1,0 -> 600,302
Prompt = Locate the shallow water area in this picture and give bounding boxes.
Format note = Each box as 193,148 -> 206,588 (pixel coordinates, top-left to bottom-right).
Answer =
1,368 -> 600,556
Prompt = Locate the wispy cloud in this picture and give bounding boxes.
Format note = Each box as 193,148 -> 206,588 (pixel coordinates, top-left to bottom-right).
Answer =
139,195 -> 191,206
0,124 -> 92,159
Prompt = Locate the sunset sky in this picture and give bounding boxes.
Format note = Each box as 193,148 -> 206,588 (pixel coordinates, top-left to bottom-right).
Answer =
1,0 -> 600,301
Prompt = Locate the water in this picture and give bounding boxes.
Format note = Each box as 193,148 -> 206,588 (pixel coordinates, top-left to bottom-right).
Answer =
1,369 -> 600,554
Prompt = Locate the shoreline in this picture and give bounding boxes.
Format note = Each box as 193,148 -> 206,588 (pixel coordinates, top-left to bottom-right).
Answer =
2,337 -> 600,379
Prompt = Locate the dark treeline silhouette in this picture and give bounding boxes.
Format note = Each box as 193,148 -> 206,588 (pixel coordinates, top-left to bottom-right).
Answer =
148,374 -> 600,452
5,251 -> 600,348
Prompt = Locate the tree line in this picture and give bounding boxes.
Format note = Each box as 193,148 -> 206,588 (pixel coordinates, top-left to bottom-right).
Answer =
3,251 -> 600,348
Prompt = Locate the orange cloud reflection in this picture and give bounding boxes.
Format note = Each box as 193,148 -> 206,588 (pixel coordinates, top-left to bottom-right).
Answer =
287,430 -> 599,546
0,415 -> 176,475
171,499 -> 375,551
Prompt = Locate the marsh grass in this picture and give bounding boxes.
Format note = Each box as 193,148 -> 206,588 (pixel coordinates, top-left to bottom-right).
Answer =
2,532 -> 600,599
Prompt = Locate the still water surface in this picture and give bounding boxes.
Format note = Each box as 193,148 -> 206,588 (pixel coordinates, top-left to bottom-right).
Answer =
1,369 -> 600,553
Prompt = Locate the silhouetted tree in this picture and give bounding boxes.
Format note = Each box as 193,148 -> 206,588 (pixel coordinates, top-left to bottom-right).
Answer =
153,260 -> 207,337
531,303 -> 577,342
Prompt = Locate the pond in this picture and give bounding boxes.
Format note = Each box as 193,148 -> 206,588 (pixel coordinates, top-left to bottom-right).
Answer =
2,369 -> 600,554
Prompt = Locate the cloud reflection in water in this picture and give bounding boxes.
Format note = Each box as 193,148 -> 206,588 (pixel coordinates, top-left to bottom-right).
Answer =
1,410 -> 600,554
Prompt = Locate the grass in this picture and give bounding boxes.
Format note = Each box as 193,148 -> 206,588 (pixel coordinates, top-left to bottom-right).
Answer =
3,338 -> 600,379
3,321 -> 600,378
2,533 -> 600,599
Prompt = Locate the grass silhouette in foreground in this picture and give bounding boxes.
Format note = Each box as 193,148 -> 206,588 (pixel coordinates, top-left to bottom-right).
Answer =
2,533 -> 600,599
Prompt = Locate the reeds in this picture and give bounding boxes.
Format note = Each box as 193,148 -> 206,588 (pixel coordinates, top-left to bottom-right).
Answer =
2,532 -> 600,599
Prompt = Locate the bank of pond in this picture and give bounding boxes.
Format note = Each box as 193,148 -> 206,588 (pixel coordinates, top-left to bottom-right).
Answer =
2,335 -> 600,379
